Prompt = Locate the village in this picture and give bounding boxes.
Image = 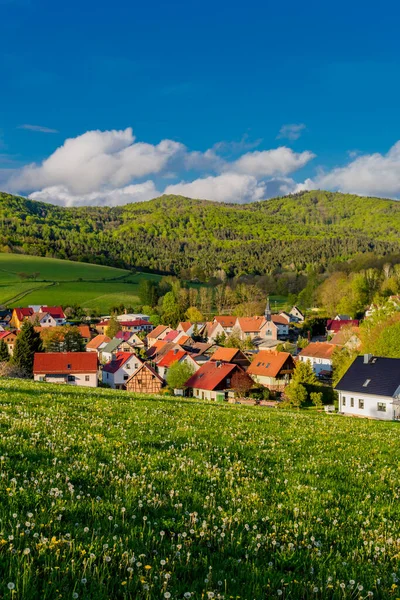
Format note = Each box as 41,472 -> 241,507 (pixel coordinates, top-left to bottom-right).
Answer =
0,294 -> 399,421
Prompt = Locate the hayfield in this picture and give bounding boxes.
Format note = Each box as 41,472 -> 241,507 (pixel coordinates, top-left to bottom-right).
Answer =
0,254 -> 162,311
0,380 -> 399,599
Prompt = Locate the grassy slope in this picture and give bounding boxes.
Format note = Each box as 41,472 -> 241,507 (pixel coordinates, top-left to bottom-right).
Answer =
0,253 -> 162,310
0,378 -> 399,599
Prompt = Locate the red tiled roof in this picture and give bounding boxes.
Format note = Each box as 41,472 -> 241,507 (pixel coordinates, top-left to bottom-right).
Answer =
248,351 -> 294,377
157,349 -> 187,367
14,307 -> 34,320
184,362 -> 238,391
86,334 -> 111,349
177,334 -> 190,345
78,325 -> 91,339
41,306 -> 65,319
213,316 -> 237,328
299,342 -> 335,360
163,330 -> 180,342
326,319 -> 359,332
97,320 -> 110,327
178,322 -> 192,333
103,352 -> 141,374
34,352 -> 98,374
210,347 -> 239,362
119,319 -> 151,327
271,315 -> 289,325
116,331 -> 133,341
0,331 -> 16,341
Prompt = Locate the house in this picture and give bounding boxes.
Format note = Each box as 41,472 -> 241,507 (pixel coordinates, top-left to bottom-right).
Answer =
77,325 -> 92,343
330,326 -> 361,350
156,348 -> 199,381
247,351 -> 295,391
177,322 -> 192,334
289,306 -> 305,323
119,319 -> 153,334
212,316 -> 237,335
335,355 -> 400,420
271,315 -> 290,338
181,341 -> 217,364
204,321 -> 225,343
210,347 -> 250,370
334,314 -> 352,321
326,319 -> 359,336
29,311 -> 57,327
95,320 -> 109,335
146,325 -> 173,347
0,331 -> 17,355
33,352 -> 98,387
102,352 -> 143,389
116,313 -> 150,322
184,361 -> 244,401
11,307 -> 34,329
235,316 -> 266,341
39,306 -> 66,326
115,331 -> 145,348
298,342 -> 335,375
279,311 -> 292,324
125,363 -> 164,394
86,334 -> 111,353
0,309 -> 12,328
101,338 -> 136,363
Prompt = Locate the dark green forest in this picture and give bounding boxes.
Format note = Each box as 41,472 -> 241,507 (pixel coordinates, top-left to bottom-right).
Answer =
0,190 -> 399,279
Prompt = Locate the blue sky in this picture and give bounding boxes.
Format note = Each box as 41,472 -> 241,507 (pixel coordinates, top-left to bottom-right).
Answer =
2,0 -> 400,205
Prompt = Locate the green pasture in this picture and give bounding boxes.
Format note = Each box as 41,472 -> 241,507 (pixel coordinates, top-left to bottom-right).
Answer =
0,379 -> 399,599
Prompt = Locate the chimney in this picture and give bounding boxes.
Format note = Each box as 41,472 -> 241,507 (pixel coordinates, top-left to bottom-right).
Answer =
364,354 -> 373,364
216,360 -> 222,368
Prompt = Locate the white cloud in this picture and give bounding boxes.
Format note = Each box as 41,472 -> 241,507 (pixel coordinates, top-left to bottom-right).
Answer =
277,123 -> 306,141
18,124 -> 59,134
9,128 -> 184,194
295,141 -> 400,198
230,147 -> 315,177
28,181 -> 159,207
165,172 -> 266,203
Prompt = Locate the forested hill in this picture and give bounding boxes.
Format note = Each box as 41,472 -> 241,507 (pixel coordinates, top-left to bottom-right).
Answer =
0,190 -> 400,278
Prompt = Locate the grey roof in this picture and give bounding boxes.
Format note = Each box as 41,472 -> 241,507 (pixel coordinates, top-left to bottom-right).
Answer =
335,355 -> 400,398
101,338 -> 122,353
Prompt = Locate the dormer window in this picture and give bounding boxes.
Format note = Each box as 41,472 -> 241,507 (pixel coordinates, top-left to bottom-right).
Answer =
67,364 -> 71,369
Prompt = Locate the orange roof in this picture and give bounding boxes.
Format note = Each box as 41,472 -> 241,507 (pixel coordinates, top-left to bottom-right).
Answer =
237,316 -> 265,333
157,349 -> 187,367
210,347 -> 239,362
178,322 -> 192,333
78,325 -> 91,339
299,342 -> 335,360
86,334 -> 111,350
248,351 -> 294,377
213,316 -> 237,328
271,315 -> 289,325
177,334 -> 190,345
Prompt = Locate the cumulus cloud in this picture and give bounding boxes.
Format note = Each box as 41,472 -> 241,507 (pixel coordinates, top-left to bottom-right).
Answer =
28,181 -> 159,207
18,124 -> 59,134
295,141 -> 400,199
165,173 -> 266,203
277,123 -> 306,141
9,128 -> 184,194
230,147 -> 315,177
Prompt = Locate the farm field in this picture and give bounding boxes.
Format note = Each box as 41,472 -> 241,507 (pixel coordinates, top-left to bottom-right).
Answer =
0,254 -> 163,311
0,380 -> 399,599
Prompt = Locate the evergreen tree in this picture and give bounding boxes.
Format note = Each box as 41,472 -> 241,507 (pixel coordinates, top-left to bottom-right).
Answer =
12,321 -> 43,376
0,340 -> 10,362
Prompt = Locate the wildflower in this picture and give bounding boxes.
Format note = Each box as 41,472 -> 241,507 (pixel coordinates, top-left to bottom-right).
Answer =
277,591 -> 283,597
81,578 -> 87,584
23,547 -> 31,555
164,594 -> 171,599
72,594 -> 78,599
144,565 -> 152,570
7,583 -> 15,590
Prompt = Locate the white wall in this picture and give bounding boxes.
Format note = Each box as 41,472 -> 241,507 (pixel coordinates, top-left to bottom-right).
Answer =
300,356 -> 332,375
193,388 -> 224,400
34,373 -> 98,387
338,390 -> 394,421
102,355 -> 142,388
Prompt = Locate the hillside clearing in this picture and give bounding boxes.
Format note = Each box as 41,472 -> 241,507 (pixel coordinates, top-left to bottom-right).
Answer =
0,379 -> 399,599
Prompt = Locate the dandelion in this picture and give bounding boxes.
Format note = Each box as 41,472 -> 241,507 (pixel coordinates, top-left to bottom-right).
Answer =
72,594 -> 78,599
277,591 -> 283,597
81,578 -> 87,584
164,594 -> 171,599
7,583 -> 15,590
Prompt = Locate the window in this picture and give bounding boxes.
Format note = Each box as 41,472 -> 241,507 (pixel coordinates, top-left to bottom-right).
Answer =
377,402 -> 386,412
85,375 -> 90,382
67,364 -> 71,369
67,375 -> 75,382
126,363 -> 130,369
350,398 -> 354,407
342,396 -> 346,406
358,399 -> 364,409
226,378 -> 231,385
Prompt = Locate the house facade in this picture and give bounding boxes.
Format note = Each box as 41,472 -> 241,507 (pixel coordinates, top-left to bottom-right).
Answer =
209,347 -> 250,370
335,355 -> 400,420
184,361 -> 243,401
102,352 -> 143,389
33,352 -> 98,387
298,342 -> 335,375
125,363 -> 163,394
0,331 -> 17,355
289,306 -> 305,323
247,351 -> 295,391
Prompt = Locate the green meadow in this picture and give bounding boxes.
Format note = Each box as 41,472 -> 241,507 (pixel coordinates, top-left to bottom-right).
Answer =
0,379 -> 399,599
0,254 -> 162,311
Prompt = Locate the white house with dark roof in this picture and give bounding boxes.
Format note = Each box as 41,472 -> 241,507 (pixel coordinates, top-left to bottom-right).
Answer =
335,355 -> 400,420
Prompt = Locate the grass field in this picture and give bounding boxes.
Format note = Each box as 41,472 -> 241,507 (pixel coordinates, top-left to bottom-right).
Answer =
0,379 -> 399,599
0,254 -> 164,311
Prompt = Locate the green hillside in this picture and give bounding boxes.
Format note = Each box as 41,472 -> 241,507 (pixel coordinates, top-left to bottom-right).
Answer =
1,190 -> 400,278
0,253 -> 162,311
1,378 -> 400,598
